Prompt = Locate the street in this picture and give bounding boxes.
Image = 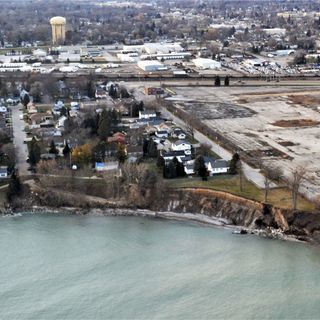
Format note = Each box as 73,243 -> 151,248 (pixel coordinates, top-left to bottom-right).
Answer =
11,104 -> 29,176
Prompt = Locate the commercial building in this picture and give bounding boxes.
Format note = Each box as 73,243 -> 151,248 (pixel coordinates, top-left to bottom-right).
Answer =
50,16 -> 66,45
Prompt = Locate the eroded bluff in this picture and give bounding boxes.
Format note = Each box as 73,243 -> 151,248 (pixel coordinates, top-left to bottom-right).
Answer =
154,188 -> 320,243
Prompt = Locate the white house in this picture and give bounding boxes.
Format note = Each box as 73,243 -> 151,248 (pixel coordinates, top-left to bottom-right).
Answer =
205,159 -> 230,176
53,100 -> 64,111
171,140 -> 192,153
70,101 -> 80,110
162,151 -> 186,163
184,164 -> 194,175
155,130 -> 169,138
95,88 -> 108,99
171,129 -> 186,140
139,110 -> 157,119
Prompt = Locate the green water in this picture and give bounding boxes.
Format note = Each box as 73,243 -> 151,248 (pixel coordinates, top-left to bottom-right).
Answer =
1,213 -> 320,319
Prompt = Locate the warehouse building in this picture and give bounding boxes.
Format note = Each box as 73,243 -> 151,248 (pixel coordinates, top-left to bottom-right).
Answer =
140,52 -> 191,61
137,60 -> 167,72
192,58 -> 221,70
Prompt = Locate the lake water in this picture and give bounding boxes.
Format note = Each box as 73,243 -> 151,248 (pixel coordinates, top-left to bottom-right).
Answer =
1,213 -> 320,319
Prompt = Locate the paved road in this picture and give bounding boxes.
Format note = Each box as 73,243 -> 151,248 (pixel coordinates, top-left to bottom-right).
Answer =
11,104 -> 29,176
161,107 -> 276,189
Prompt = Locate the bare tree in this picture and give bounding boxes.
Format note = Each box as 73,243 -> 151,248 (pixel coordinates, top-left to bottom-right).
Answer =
197,143 -> 212,157
121,163 -> 147,184
186,122 -> 195,140
262,166 -> 283,203
288,166 -> 308,211
237,160 -> 243,192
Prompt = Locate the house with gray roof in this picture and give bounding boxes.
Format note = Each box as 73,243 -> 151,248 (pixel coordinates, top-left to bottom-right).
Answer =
205,158 -> 229,175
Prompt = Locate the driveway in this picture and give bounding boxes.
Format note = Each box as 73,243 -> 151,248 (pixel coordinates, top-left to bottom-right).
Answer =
11,104 -> 29,176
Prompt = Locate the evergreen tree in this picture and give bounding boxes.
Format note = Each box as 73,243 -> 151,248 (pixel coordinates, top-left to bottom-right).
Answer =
143,139 -> 149,156
176,161 -> 186,177
224,76 -> 230,86
108,84 -> 118,99
156,154 -> 165,168
28,137 -> 41,166
119,87 -> 130,98
164,161 -> 177,179
194,156 -> 208,180
229,26 -> 236,36
22,93 -> 30,107
111,109 -> 119,124
87,80 -> 96,99
229,152 -> 240,175
98,109 -> 111,140
7,170 -> 21,201
147,140 -> 158,158
92,141 -> 106,162
172,156 -> 184,177
60,106 -> 68,117
63,143 -> 71,158
49,140 -> 59,155
131,100 -> 144,117
83,113 -> 99,135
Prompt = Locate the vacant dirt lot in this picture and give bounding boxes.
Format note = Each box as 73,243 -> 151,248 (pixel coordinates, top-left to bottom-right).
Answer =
166,84 -> 320,200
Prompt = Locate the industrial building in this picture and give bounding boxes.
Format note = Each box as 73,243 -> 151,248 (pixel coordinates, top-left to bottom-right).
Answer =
140,52 -> 191,61
50,16 -> 66,45
144,42 -> 183,54
137,60 -> 167,72
123,42 -> 183,55
192,58 -> 221,70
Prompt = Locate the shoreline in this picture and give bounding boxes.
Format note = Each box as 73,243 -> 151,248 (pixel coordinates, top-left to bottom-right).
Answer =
2,205 -> 306,244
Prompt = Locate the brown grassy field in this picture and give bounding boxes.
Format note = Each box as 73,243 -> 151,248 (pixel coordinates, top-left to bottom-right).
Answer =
272,119 -> 320,128
168,175 -> 316,212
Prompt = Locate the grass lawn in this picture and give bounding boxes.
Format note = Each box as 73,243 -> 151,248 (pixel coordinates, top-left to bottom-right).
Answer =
167,175 -> 316,212
144,160 -> 163,175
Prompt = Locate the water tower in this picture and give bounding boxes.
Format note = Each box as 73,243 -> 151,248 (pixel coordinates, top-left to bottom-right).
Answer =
50,16 -> 66,45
